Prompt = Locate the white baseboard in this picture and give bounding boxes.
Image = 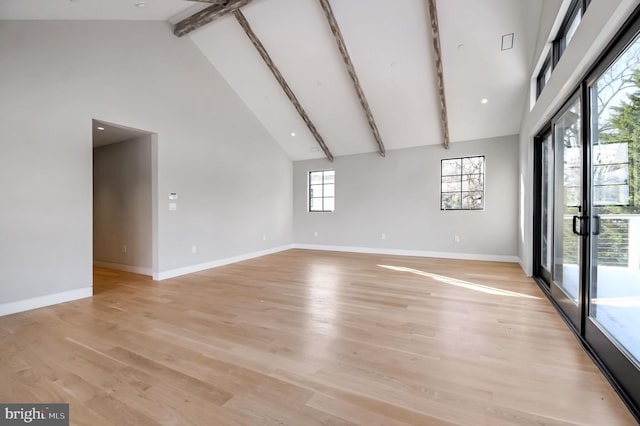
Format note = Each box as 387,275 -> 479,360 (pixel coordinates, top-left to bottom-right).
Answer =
93,261 -> 152,277
155,244 -> 295,280
0,287 -> 93,317
292,244 -> 519,263
517,257 -> 533,276
0,244 -> 515,317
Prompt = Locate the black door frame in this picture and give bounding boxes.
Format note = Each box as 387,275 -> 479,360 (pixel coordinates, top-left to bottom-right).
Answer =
582,9 -> 640,415
533,126 -> 553,287
534,90 -> 586,331
532,3 -> 640,420
552,91 -> 585,332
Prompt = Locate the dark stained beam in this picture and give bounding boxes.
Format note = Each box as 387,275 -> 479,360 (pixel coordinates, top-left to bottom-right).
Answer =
234,10 -> 334,161
317,0 -> 386,157
174,0 -> 252,37
426,0 -> 450,149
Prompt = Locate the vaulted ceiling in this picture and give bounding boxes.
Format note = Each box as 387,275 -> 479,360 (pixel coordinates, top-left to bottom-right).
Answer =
1,0 -> 543,160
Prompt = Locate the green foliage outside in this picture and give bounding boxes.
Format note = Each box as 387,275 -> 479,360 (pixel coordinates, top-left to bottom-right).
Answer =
587,68 -> 640,266
598,69 -> 640,215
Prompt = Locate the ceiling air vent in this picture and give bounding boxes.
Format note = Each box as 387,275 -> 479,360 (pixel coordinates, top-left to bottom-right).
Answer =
501,33 -> 514,51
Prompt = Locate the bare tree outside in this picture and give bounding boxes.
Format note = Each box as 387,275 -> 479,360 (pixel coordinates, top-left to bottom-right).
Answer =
441,156 -> 484,210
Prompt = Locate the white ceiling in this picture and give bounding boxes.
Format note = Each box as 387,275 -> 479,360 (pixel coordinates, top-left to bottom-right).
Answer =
438,0 -> 542,142
2,0 -> 543,160
192,0 -> 442,160
0,0 -> 205,21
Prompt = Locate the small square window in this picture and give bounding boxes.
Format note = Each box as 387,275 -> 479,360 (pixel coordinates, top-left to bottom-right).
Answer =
553,0 -> 589,66
441,156 -> 485,210
536,0 -> 590,101
308,170 -> 335,212
536,53 -> 552,99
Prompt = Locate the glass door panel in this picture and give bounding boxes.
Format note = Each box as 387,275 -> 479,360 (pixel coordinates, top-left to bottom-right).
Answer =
533,13 -> 640,413
589,32 -> 640,368
540,133 -> 554,284
552,96 -> 583,329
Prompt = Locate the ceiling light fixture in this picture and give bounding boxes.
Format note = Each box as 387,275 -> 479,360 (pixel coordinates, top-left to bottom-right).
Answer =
97,126 -> 105,130
481,98 -> 488,104
291,132 -> 296,137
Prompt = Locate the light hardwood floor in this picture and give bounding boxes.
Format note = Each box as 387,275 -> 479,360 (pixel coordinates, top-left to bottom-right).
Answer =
0,249 -> 636,425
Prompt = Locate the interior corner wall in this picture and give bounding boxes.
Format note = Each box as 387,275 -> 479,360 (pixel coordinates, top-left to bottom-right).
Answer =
93,135 -> 152,273
293,135 -> 519,260
0,20 -> 293,307
518,0 -> 640,276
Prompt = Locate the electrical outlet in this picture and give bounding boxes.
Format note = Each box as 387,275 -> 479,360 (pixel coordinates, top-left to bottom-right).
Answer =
123,244 -> 127,253
192,245 -> 197,254
454,235 -> 460,243
314,231 -> 318,237
263,235 -> 267,241
381,233 -> 386,240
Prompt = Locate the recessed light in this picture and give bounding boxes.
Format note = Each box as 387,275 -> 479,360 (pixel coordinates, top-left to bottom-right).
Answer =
481,98 -> 488,104
97,126 -> 105,130
291,132 -> 296,137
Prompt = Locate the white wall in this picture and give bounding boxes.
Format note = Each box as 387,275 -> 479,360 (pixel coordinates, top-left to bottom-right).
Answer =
9,1 -> 636,311
93,135 -> 152,274
0,21 -> 293,307
293,135 -> 519,261
518,0 -> 640,275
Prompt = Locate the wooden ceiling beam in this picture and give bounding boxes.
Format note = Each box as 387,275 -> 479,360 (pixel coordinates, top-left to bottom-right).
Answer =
426,0 -> 450,149
234,10 -> 334,161
174,0 -> 252,37
317,0 -> 386,157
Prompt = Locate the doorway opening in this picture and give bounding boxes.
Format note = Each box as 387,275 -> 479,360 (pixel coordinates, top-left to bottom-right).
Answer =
92,119 -> 158,293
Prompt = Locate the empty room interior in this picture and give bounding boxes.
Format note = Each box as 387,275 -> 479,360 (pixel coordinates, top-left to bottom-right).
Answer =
2,0 -> 640,424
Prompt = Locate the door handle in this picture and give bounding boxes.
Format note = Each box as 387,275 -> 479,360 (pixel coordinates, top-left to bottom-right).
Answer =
592,215 -> 601,236
572,215 -> 584,236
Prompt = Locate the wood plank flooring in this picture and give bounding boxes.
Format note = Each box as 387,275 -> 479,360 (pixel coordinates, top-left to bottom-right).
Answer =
0,249 -> 636,425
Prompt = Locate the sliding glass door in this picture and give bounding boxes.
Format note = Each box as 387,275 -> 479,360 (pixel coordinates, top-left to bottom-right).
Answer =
552,96 -> 583,329
586,27 -> 640,406
538,130 -> 554,285
535,14 -> 640,413
535,95 -> 584,329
